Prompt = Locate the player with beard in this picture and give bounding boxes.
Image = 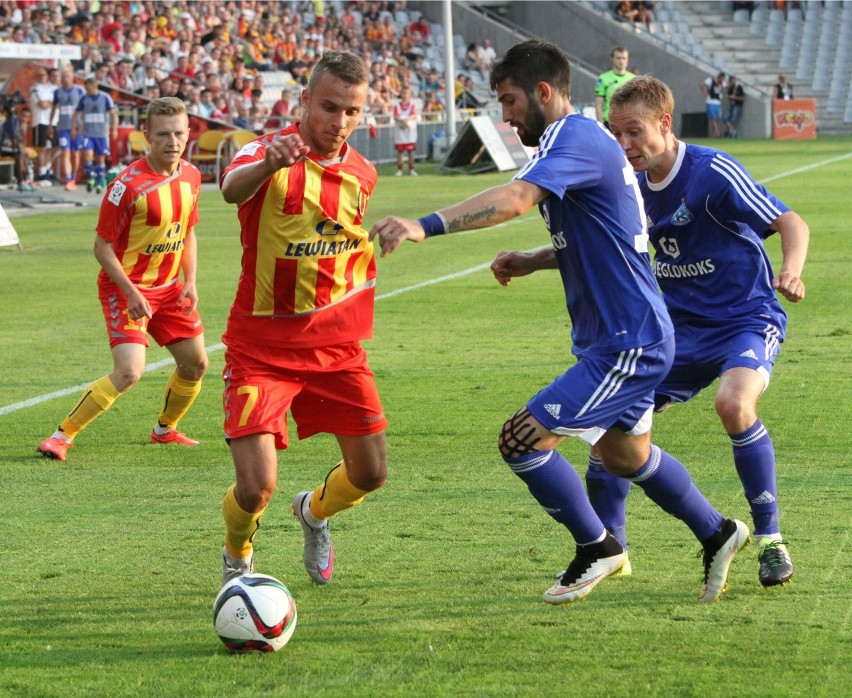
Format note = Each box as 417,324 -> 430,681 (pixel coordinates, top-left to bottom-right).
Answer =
370,39 -> 748,606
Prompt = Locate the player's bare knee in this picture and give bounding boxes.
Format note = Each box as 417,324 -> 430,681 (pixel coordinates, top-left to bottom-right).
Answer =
349,465 -> 387,492
599,456 -> 636,477
714,395 -> 755,432
111,367 -> 142,392
239,481 -> 275,511
177,354 -> 208,381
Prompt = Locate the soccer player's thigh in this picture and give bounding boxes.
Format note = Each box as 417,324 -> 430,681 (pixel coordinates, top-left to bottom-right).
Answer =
716,326 -> 781,409
525,343 -> 674,446
98,289 -> 152,348
223,352 -> 299,452
656,325 -> 726,410
147,284 -> 206,377
290,363 -> 387,441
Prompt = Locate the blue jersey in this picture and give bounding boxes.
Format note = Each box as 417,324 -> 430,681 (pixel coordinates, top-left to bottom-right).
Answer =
54,85 -> 85,131
640,142 -> 788,334
514,113 -> 672,356
76,91 -> 114,139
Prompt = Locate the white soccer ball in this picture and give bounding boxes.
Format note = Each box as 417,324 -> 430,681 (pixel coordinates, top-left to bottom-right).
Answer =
213,574 -> 297,652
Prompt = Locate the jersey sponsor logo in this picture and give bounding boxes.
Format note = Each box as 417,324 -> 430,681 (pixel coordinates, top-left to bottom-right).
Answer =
315,218 -> 345,236
543,403 -> 561,419
654,258 -> 716,279
108,180 -> 126,206
144,239 -> 185,255
658,236 -> 681,258
282,237 -> 362,258
671,202 -> 694,226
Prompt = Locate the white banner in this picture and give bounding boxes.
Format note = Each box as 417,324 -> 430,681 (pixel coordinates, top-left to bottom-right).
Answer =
0,202 -> 21,249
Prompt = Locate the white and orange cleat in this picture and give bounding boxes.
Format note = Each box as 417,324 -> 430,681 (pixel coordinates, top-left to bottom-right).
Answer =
37,435 -> 74,461
150,429 -> 200,446
544,533 -> 627,605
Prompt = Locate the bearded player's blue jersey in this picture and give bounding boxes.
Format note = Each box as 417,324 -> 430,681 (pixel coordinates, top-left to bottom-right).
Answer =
514,112 -> 672,356
639,141 -> 789,333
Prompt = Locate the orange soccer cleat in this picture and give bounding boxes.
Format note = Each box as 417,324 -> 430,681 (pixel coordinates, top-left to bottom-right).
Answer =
37,436 -> 74,461
150,429 -> 200,446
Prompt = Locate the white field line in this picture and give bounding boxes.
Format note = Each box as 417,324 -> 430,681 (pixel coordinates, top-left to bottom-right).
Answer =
3,151 -> 849,417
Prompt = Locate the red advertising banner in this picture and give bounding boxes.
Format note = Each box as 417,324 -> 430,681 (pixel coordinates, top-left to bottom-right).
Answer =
772,99 -> 816,140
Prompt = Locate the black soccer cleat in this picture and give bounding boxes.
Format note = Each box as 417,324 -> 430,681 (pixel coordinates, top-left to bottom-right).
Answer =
757,538 -> 794,587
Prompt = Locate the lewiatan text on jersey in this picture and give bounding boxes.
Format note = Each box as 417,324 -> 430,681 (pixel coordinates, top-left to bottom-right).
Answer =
283,238 -> 363,258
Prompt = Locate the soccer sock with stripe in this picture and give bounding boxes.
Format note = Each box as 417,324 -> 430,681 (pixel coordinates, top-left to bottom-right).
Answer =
222,485 -> 264,559
624,444 -> 723,542
585,453 -> 632,549
96,163 -> 105,186
309,461 -> 370,521
156,371 -> 202,431
729,419 -> 780,536
84,160 -> 94,182
58,375 -> 121,440
504,450 -> 607,546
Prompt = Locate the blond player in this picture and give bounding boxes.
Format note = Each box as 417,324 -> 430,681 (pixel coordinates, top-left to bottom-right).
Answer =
38,97 -> 207,461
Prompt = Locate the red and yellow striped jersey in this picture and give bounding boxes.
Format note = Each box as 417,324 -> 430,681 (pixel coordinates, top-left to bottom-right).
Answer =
96,157 -> 201,290
222,124 -> 379,349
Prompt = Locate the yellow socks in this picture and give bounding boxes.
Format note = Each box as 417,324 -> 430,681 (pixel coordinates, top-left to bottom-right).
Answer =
58,375 -> 121,440
310,461 -> 370,520
223,485 -> 264,559
157,371 -> 202,429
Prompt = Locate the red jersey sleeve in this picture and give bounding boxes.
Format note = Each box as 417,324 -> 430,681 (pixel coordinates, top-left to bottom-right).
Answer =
96,177 -> 135,243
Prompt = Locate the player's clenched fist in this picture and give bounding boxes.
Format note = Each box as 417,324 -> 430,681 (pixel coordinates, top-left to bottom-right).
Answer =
369,216 -> 426,256
265,133 -> 310,171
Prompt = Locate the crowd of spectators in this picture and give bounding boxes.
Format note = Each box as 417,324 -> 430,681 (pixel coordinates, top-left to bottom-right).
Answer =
614,1 -> 655,30
0,0 -> 494,136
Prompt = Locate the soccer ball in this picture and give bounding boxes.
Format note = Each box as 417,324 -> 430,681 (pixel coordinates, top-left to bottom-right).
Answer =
213,574 -> 297,652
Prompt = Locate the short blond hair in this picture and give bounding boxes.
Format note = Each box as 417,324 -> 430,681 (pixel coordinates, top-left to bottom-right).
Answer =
146,96 -> 187,124
610,75 -> 674,122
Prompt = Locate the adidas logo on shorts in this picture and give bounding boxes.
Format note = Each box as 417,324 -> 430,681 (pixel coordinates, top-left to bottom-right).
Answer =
544,403 -> 561,419
739,349 -> 759,360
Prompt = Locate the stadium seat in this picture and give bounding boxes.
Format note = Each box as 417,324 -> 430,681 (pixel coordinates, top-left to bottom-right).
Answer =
766,9 -> 785,47
186,129 -> 229,181
127,130 -> 149,156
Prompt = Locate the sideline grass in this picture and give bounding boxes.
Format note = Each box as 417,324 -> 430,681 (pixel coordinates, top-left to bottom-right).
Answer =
0,138 -> 850,697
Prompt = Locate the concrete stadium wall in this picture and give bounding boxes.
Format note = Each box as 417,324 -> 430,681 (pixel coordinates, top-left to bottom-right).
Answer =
417,1 -> 769,139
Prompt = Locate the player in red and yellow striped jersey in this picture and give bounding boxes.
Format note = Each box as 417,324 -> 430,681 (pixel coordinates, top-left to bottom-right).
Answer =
218,51 -> 387,588
37,98 -> 208,462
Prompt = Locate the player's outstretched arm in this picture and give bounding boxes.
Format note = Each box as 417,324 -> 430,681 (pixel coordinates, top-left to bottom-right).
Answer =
771,210 -> 809,302
491,248 -> 557,286
221,133 -> 310,205
370,179 -> 545,257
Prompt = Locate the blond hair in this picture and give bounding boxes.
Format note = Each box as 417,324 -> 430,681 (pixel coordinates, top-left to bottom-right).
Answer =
610,75 -> 674,122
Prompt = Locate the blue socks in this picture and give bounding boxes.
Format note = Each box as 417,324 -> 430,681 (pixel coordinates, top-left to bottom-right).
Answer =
504,450 -> 606,546
586,453 -> 631,548
625,445 -> 723,541
730,420 -> 779,536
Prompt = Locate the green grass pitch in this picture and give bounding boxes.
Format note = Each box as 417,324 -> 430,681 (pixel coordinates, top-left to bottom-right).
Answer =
0,137 -> 850,697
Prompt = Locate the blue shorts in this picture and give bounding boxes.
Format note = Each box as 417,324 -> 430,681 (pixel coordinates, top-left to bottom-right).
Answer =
706,103 -> 722,119
58,130 -> 83,151
527,337 -> 675,445
82,136 -> 110,157
655,321 -> 783,409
